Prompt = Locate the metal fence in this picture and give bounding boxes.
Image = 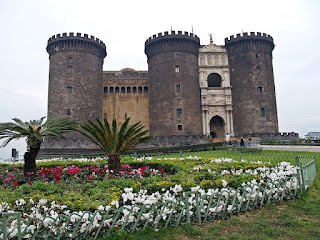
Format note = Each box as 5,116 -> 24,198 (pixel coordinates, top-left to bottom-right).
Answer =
0,152 -> 318,240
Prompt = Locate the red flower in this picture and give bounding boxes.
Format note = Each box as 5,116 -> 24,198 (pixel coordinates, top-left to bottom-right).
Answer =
68,168 -> 81,175
54,174 -> 61,180
160,168 -> 164,174
56,180 -> 60,184
13,181 -> 18,186
87,175 -> 94,180
28,181 -> 32,185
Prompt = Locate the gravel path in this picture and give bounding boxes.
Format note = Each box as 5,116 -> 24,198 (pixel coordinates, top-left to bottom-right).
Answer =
261,145 -> 320,153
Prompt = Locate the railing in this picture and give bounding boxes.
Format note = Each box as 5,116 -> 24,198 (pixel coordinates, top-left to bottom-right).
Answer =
0,153 -> 317,240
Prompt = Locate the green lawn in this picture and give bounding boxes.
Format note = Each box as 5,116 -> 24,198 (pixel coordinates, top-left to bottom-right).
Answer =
101,150 -> 320,240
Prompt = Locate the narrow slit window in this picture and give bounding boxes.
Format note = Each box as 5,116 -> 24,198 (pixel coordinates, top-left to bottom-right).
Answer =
68,66 -> 73,74
177,108 -> 182,118
258,86 -> 263,92
257,66 -> 261,74
176,85 -> 181,93
175,66 -> 180,73
67,87 -> 72,94
66,109 -> 71,115
68,57 -> 73,64
260,108 -> 265,117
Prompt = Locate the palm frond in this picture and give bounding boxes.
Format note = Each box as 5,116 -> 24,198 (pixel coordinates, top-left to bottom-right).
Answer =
80,118 -> 152,156
0,117 -> 78,149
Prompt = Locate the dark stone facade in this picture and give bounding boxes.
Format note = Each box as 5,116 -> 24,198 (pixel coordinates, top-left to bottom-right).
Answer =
225,32 -> 279,136
145,31 -> 202,136
42,33 -> 107,152
39,31 -> 280,157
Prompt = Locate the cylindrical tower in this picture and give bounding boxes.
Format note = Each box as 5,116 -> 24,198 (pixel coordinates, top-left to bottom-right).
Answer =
46,32 -> 106,123
225,32 -> 278,136
145,31 -> 202,136
41,33 -> 107,156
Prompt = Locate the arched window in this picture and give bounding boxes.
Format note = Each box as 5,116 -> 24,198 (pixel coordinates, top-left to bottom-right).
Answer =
207,73 -> 222,87
103,87 -> 108,94
133,86 -> 137,93
109,87 -> 114,93
121,86 -> 125,93
127,86 -> 131,93
138,86 -> 143,94
115,87 -> 119,93
144,86 -> 148,93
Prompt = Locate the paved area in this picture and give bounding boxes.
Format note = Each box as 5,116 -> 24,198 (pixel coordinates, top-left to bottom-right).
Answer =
261,145 -> 320,153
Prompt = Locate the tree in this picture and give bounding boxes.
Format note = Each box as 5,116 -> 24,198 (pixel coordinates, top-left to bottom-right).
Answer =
0,117 -> 78,175
80,118 -> 152,174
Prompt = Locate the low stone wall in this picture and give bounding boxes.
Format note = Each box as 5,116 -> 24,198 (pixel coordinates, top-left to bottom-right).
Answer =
38,135 -> 212,158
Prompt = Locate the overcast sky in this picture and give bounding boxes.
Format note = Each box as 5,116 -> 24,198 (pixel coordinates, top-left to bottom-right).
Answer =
0,0 -> 319,158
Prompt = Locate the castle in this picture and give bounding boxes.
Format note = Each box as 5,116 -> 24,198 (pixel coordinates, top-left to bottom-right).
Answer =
41,30 -> 279,155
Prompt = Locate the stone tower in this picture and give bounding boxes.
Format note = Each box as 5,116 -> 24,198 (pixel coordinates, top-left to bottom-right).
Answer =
225,32 -> 278,136
145,31 -> 202,137
46,32 -> 106,124
42,33 -> 107,155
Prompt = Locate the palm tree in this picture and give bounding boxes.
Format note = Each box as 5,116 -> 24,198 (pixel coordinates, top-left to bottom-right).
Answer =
80,118 -> 152,174
0,117 -> 78,175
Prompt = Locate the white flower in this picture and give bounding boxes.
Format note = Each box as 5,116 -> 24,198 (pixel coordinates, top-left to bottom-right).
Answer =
98,205 -> 104,211
111,200 -> 119,208
222,180 -> 228,188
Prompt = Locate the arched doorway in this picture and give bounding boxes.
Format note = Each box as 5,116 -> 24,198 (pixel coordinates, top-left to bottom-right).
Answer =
210,116 -> 225,138
207,73 -> 222,87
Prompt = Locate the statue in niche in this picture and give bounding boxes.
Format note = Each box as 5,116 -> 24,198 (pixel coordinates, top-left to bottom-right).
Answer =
222,56 -> 226,65
214,56 -> 219,65
200,56 -> 205,65
208,56 -> 212,65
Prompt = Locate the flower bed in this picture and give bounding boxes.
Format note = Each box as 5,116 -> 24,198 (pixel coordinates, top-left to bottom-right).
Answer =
0,155 -> 304,239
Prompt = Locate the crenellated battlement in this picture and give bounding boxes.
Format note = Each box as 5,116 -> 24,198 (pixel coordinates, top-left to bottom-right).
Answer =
145,30 -> 200,59
48,32 -> 106,48
225,32 -> 274,45
46,32 -> 107,59
145,30 -> 200,46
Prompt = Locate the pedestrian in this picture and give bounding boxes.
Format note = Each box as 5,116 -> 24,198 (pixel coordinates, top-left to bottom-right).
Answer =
240,137 -> 245,147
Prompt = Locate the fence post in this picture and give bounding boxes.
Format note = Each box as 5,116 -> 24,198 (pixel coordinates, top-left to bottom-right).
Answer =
2,212 -> 22,240
2,213 -> 8,240
184,193 -> 191,225
295,153 -> 305,193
